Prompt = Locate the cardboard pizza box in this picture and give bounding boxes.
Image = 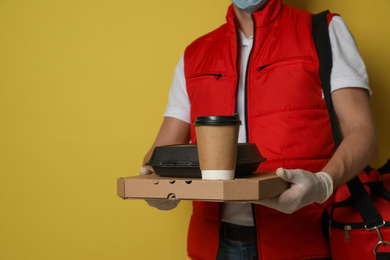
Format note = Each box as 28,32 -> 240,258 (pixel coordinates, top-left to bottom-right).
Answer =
117,171 -> 289,202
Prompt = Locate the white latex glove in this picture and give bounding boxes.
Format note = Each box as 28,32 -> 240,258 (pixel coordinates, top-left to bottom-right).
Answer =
258,168 -> 333,214
139,166 -> 155,175
139,167 -> 180,211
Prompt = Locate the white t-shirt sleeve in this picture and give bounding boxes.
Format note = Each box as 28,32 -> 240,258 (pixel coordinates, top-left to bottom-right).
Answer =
163,54 -> 191,124
329,16 -> 371,95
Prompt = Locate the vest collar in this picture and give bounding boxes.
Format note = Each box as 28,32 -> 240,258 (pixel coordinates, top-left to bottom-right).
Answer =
226,0 -> 283,31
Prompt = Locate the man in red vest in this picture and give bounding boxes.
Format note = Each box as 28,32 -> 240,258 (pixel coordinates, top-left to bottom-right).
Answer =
140,0 -> 377,259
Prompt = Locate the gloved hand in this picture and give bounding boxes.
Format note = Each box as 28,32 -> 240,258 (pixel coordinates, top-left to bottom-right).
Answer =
257,168 -> 333,214
139,166 -> 155,175
139,166 -> 180,210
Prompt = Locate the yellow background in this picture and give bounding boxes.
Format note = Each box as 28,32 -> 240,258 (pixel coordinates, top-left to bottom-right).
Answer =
0,0 -> 389,259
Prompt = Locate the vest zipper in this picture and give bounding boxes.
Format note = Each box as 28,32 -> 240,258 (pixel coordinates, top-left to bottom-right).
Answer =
217,203 -> 223,258
250,14 -> 260,260
233,18 -> 241,114
251,204 -> 260,259
243,15 -> 256,143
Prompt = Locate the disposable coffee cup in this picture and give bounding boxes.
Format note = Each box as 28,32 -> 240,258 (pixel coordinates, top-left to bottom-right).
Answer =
194,114 -> 241,180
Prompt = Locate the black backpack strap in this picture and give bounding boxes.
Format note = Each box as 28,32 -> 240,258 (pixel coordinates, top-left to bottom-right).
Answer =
313,12 -> 338,241
368,181 -> 390,202
378,159 -> 390,175
377,252 -> 390,260
312,10 -> 343,148
347,177 -> 385,228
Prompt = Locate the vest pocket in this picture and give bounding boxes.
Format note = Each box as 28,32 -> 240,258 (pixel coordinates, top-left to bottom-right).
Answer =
186,71 -> 233,102
256,58 -> 317,72
186,71 -> 237,128
187,73 -> 226,80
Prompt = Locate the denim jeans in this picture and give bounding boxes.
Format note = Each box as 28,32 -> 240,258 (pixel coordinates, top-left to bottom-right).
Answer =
216,234 -> 258,260
215,234 -> 332,260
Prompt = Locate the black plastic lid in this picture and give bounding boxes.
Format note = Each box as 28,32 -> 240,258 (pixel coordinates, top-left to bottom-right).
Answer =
194,114 -> 241,126
145,143 -> 266,178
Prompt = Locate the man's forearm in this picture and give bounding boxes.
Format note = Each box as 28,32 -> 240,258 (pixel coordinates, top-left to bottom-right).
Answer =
321,123 -> 377,188
323,88 -> 377,188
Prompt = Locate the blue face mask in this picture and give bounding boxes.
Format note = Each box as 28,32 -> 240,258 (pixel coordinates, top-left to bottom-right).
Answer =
231,0 -> 269,13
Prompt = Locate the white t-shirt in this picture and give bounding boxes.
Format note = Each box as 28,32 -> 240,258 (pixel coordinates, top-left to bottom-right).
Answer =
164,16 -> 371,226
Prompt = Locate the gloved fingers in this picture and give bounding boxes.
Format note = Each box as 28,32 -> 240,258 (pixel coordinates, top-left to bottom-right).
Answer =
145,199 -> 180,210
258,168 -> 316,214
277,184 -> 302,204
277,169 -> 317,204
275,168 -> 288,180
280,169 -> 333,204
276,168 -> 311,185
315,171 -> 334,203
274,168 -> 301,203
139,167 -> 155,175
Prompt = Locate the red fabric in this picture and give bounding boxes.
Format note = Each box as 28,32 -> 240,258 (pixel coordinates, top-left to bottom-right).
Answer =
333,169 -> 382,203
330,171 -> 390,259
255,206 -> 331,259
329,223 -> 390,259
185,1 -> 336,172
187,202 -> 220,260
184,0 -> 337,259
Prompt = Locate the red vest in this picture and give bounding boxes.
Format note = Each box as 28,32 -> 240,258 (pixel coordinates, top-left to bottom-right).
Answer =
184,1 -> 336,259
